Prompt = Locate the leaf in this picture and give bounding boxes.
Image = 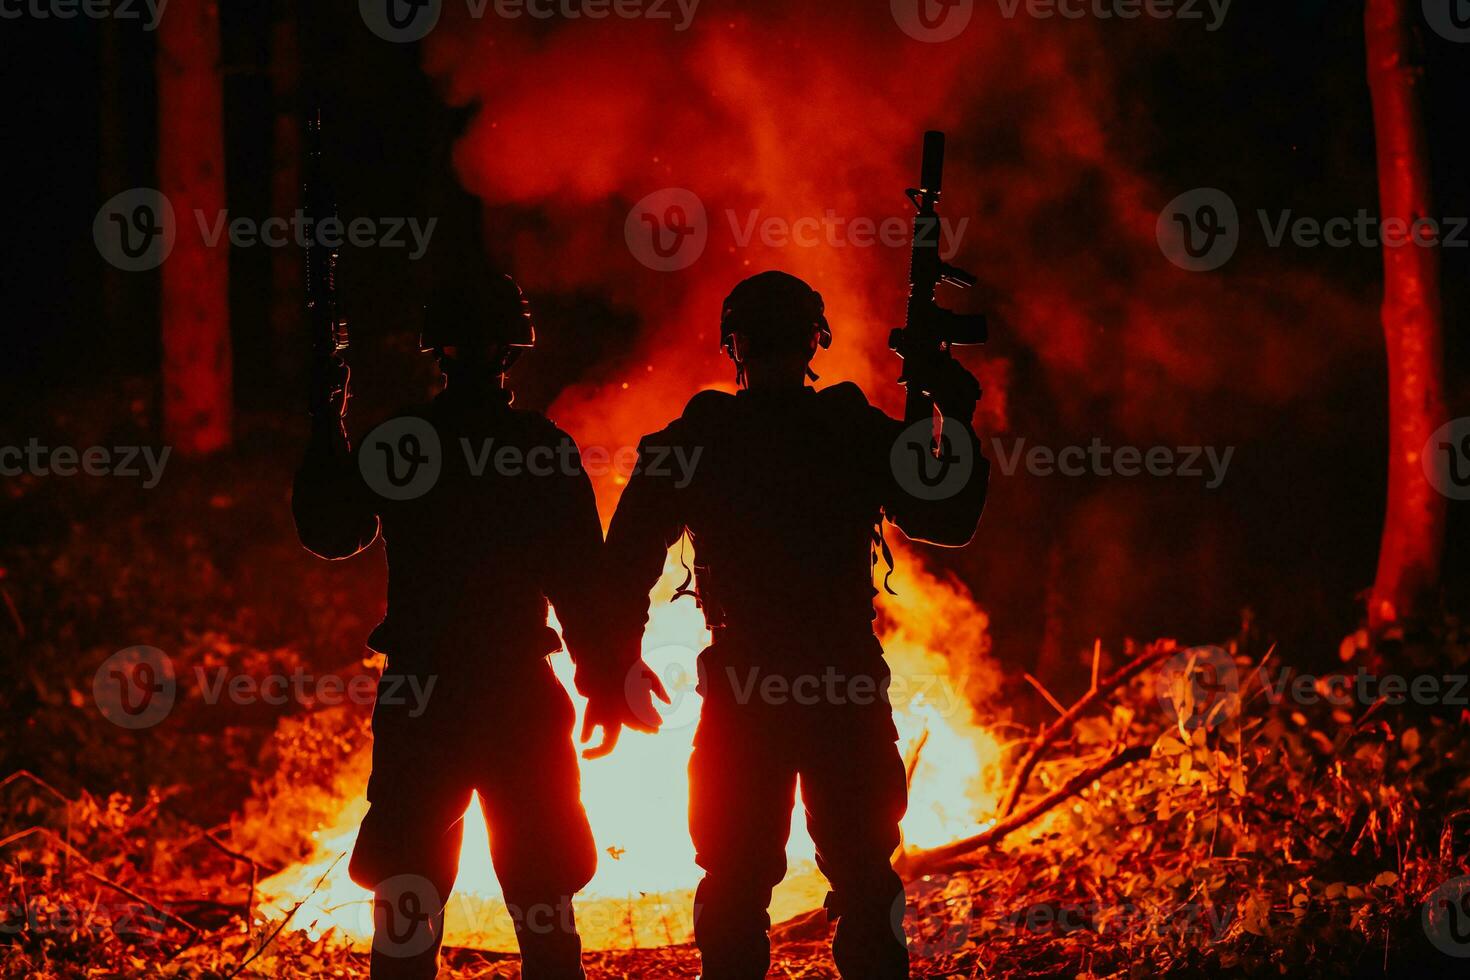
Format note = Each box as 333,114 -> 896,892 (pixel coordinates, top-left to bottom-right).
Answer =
1158,735 -> 1188,756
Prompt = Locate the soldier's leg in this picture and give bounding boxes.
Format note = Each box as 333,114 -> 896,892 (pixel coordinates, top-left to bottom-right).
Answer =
350,671 -> 473,980
801,720 -> 910,980
689,714 -> 799,980
479,670 -> 596,980
351,787 -> 471,980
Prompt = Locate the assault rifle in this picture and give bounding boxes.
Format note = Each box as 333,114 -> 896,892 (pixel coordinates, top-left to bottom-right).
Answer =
304,107 -> 351,434
889,130 -> 986,445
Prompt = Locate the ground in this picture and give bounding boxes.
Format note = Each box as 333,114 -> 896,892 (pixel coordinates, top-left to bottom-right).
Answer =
2,409 -> 1468,978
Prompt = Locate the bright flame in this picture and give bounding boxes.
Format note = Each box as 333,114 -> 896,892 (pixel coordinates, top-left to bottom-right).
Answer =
257,538 -> 1002,950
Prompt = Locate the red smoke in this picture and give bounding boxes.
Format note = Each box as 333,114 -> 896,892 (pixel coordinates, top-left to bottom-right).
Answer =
423,5 -> 1362,448
420,4 -> 1374,666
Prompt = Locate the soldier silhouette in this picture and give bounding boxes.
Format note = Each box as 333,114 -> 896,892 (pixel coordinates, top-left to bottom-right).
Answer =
292,274 -> 666,980
604,271 -> 988,979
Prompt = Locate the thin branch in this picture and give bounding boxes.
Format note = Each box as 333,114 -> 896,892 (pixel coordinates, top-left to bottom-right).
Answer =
203,831 -> 265,926
84,869 -> 201,937
0,770 -> 74,806
226,851 -> 344,979
1023,674 -> 1068,717
0,825 -> 91,864
899,744 -> 1153,878
999,643 -> 1177,817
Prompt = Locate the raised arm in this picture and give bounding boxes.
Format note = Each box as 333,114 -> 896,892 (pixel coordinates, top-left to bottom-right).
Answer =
291,425 -> 381,560
882,359 -> 989,548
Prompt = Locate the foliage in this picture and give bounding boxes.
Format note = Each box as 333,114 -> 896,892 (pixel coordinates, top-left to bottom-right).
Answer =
3,412 -> 1469,977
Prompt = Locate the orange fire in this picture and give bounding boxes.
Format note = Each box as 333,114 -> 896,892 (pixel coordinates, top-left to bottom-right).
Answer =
257,534 -> 1004,950
258,10 -> 1018,949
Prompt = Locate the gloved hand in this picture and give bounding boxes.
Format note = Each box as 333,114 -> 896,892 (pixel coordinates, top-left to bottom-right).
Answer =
579,660 -> 670,760
929,357 -> 982,423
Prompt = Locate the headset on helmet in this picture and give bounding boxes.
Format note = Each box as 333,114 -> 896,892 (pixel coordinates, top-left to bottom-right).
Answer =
419,274 -> 536,363
719,271 -> 832,364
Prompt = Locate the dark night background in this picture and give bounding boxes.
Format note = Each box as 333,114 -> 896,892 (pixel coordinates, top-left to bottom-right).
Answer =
2,0 -> 1467,687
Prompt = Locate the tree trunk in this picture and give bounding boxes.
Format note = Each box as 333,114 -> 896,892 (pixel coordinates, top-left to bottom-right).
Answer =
98,16 -> 129,360
157,0 -> 232,455
1364,0 -> 1446,628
